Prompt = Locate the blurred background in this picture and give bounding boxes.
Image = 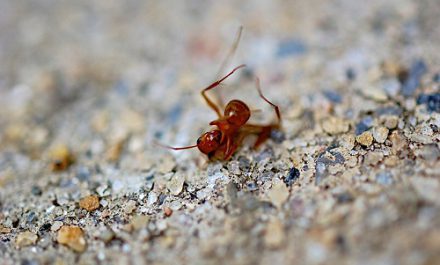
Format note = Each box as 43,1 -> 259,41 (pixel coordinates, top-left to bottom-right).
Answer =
1,0 -> 439,158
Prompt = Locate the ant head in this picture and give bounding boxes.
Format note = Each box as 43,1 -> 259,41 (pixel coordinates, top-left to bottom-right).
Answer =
224,100 -> 250,126
197,130 -> 222,155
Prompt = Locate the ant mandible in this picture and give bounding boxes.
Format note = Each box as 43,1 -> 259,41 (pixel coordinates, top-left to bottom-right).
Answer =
158,29 -> 282,160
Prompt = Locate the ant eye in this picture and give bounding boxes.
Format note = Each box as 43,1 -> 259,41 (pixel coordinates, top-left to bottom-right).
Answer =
225,100 -> 250,126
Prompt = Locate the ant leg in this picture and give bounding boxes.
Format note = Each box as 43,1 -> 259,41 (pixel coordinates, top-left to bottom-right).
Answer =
241,124 -> 273,149
201,64 -> 246,117
255,78 -> 282,126
224,132 -> 247,160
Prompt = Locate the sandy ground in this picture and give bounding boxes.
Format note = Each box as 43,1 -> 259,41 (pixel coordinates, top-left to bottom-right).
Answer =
1,1 -> 440,264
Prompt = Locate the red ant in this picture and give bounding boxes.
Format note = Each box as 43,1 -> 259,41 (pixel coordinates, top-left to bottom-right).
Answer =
157,28 -> 282,160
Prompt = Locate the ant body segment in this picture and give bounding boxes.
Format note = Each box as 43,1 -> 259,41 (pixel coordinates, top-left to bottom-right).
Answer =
159,64 -> 281,160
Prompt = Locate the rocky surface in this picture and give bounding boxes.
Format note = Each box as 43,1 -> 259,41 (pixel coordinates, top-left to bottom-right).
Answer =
1,1 -> 439,264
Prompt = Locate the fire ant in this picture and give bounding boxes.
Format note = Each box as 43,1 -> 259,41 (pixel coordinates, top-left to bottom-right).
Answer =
157,28 -> 282,160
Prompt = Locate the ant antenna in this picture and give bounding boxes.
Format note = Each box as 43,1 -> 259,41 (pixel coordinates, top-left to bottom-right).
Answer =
216,26 -> 243,79
154,140 -> 198,151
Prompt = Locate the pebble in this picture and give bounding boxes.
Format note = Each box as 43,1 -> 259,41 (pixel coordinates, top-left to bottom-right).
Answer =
415,144 -> 440,161
381,78 -> 400,97
417,93 -> 440,112
355,116 -> 374,135
284,167 -> 300,186
390,131 -> 407,153
267,180 -> 289,208
124,200 -> 137,214
99,227 -> 115,243
51,221 -> 63,232
106,138 -> 125,162
57,225 -> 87,252
277,38 -> 307,57
376,171 -> 393,185
15,231 -> 38,248
167,173 -> 185,196
49,145 -> 75,172
79,195 -> 100,212
270,129 -> 286,143
147,192 -> 158,206
96,185 -> 111,197
372,126 -> 389,144
164,207 -> 173,217
356,131 -> 374,147
382,116 -> 399,129
410,177 -> 439,204
264,218 -> 285,249
401,59 -> 427,97
364,151 -> 384,166
131,215 -> 150,230
323,90 -> 342,104
31,186 -> 42,196
361,86 -> 388,102
322,117 -> 350,135
157,156 -> 176,174
340,134 -> 356,150
0,225 -> 11,234
227,161 -> 241,175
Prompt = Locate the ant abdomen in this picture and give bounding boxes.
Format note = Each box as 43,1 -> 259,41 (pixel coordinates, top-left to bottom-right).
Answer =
224,100 -> 250,126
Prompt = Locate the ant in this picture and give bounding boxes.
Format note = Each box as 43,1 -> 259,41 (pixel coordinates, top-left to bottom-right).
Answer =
157,28 -> 282,160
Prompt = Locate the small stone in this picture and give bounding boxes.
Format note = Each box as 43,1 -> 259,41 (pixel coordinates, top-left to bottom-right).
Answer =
31,186 -> 42,196
164,207 -> 173,217
339,134 -> 355,150
384,155 -> 399,167
322,117 -> 350,135
99,227 -> 115,243
57,225 -> 87,252
364,151 -> 384,166
96,185 -> 111,197
410,177 -> 439,204
49,145 -> 75,171
106,138 -> 126,162
51,221 -> 63,232
0,225 -> 11,234
167,173 -> 185,196
79,195 -> 100,212
415,144 -> 440,161
147,192 -> 158,206
264,218 -> 285,249
390,131 -> 407,153
372,126 -> 389,144
270,129 -> 286,143
361,87 -> 388,102
284,167 -> 300,186
417,93 -> 440,112
131,215 -> 150,230
227,161 -> 241,175
267,180 -> 289,208
401,59 -> 427,97
376,171 -> 393,185
124,200 -> 137,214
382,116 -> 399,129
157,155 -> 176,174
356,131 -> 373,147
381,78 -> 400,97
15,231 -> 38,248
